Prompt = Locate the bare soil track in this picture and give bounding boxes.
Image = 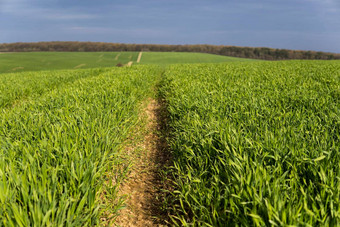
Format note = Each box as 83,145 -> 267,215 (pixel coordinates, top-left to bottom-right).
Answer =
126,61 -> 133,67
74,63 -> 86,69
115,98 -> 171,227
115,53 -> 121,60
137,52 -> 143,63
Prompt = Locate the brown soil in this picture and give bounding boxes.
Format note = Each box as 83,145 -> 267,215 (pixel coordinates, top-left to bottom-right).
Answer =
74,64 -> 86,69
137,52 -> 143,63
115,53 -> 121,60
12,67 -> 24,71
114,98 -> 170,227
126,61 -> 133,67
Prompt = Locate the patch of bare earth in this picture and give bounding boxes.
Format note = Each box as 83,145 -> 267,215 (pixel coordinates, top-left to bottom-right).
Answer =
74,63 -> 86,69
126,61 -> 133,67
12,66 -> 24,71
137,52 -> 143,63
115,53 -> 121,60
114,98 -> 170,227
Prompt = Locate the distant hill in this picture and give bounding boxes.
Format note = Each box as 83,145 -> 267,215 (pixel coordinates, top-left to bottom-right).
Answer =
0,41 -> 339,60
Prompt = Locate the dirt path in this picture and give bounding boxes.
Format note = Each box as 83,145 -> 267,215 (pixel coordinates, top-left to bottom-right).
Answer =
12,67 -> 24,71
74,63 -> 86,69
115,98 -> 170,227
115,53 -> 121,60
126,61 -> 133,67
137,52 -> 143,63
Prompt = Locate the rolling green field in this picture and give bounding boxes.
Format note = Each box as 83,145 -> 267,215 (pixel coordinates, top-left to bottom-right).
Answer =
0,58 -> 340,226
0,52 -> 138,73
0,51 -> 252,73
139,52 -> 253,65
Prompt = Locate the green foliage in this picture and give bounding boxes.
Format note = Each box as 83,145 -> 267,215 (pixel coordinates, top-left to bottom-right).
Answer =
160,61 -> 340,226
0,66 -> 160,226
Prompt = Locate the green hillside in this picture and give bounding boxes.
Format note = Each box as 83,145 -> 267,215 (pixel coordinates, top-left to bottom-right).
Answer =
138,52 -> 254,65
0,51 -> 253,73
0,52 -> 138,73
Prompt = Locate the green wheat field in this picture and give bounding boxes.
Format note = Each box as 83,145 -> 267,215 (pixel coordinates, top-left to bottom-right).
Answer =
0,52 -> 253,74
0,52 -> 339,226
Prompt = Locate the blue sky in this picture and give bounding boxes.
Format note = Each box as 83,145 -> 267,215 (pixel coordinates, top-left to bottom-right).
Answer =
1,0 -> 339,53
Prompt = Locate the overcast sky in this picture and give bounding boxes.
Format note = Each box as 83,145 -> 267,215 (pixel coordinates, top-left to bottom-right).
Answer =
0,0 -> 339,53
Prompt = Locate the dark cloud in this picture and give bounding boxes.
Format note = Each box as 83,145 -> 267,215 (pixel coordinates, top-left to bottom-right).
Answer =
0,0 -> 339,52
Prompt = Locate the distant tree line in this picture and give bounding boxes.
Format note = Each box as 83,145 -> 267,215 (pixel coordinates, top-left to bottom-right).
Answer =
0,41 -> 339,60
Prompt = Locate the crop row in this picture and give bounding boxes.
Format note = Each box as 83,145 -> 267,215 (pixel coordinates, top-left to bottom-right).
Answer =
0,66 -> 160,226
161,61 -> 340,226
0,68 -> 111,109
